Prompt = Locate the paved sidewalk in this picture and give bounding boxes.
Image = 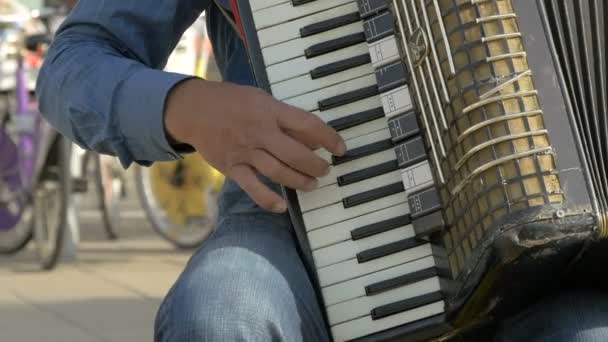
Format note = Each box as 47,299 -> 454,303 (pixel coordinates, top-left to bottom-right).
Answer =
0,185 -> 193,342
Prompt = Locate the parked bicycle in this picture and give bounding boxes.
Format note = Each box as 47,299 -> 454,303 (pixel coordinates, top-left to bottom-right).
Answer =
77,149 -> 126,240
134,153 -> 224,249
0,10 -> 71,270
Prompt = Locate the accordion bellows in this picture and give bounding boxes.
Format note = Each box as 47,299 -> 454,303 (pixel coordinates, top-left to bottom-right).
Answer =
543,0 -> 608,234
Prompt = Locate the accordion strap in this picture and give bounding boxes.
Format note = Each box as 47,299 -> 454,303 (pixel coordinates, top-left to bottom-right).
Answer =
211,0 -> 245,43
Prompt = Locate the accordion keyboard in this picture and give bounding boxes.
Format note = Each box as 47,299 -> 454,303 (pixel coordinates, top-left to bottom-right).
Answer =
249,1 -> 449,340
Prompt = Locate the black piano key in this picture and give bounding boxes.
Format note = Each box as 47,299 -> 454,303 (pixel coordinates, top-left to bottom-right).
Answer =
338,160 -> 399,186
310,54 -> 371,79
371,291 -> 444,320
300,12 -> 361,38
356,0 -> 389,19
413,211 -> 445,237
328,107 -> 384,131
357,237 -> 424,263
305,32 -> 366,59
319,85 -> 379,111
365,267 -> 439,296
389,110 -> 420,142
333,139 -> 393,165
376,61 -> 408,93
395,137 -> 427,168
343,182 -> 404,208
363,11 -> 394,43
351,214 -> 412,241
292,0 -> 316,5
409,187 -> 442,219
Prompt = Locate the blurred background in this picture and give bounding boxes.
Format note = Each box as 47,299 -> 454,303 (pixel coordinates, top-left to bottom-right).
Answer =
0,1 -> 223,341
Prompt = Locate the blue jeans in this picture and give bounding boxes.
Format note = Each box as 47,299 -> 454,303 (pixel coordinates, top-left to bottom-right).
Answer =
154,180 -> 608,341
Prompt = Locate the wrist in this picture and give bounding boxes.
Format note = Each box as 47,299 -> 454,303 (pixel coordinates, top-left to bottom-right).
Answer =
164,77 -> 205,146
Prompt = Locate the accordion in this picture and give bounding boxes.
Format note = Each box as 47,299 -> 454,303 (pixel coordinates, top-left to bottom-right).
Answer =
229,0 -> 607,340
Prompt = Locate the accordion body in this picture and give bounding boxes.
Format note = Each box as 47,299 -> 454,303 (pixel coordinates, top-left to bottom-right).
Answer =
231,0 -> 607,340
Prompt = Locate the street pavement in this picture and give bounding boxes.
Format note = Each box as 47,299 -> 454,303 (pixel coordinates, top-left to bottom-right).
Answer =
0,169 -> 193,342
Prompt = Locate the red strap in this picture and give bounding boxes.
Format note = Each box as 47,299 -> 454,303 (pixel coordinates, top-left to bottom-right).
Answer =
228,0 -> 246,44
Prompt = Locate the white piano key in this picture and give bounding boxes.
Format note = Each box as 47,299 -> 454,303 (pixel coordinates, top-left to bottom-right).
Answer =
258,2 -> 360,48
369,35 -> 400,68
331,301 -> 445,342
298,169 -> 402,212
381,85 -> 414,118
313,96 -> 381,123
308,202 -> 410,250
328,277 -> 442,325
317,142 -> 394,188
303,192 -> 407,231
322,255 -> 436,306
253,0 -> 353,29
272,64 -> 374,101
284,74 -> 377,112
315,128 -> 390,164
313,224 -> 415,268
339,116 -> 388,141
401,161 -> 434,195
268,43 -> 369,84
250,0 -> 288,12
317,243 -> 433,287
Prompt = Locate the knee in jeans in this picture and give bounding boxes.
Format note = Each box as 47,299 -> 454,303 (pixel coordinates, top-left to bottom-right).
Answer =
155,265 -> 285,341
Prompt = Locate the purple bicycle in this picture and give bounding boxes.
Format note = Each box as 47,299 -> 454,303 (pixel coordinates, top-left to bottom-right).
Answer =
0,13 -> 70,270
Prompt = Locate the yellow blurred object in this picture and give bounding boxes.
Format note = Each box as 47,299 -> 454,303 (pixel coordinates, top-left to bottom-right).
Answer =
148,153 -> 224,226
195,36 -> 213,79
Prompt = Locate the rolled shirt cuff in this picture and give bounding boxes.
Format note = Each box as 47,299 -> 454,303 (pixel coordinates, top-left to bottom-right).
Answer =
114,67 -> 195,166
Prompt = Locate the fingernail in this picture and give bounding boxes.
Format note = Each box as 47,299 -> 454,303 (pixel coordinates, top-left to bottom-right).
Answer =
336,141 -> 347,156
272,201 -> 287,213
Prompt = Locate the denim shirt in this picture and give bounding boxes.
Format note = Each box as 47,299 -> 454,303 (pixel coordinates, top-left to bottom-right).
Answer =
37,0 -> 254,167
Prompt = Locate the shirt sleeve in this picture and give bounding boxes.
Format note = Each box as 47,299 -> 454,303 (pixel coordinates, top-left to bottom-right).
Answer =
36,0 -> 210,167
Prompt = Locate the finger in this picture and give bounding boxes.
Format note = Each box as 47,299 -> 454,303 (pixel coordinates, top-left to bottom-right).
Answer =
262,132 -> 330,178
249,149 -> 318,191
284,129 -> 321,150
227,164 -> 287,213
276,105 -> 346,156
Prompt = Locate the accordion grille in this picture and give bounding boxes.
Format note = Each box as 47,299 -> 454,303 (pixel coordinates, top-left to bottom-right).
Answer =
393,0 -> 564,279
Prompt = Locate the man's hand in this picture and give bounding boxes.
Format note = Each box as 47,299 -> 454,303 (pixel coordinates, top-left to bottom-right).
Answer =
164,78 -> 346,213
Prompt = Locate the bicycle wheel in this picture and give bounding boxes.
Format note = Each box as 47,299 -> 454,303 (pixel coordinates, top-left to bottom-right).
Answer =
33,136 -> 70,270
93,154 -> 126,240
0,125 -> 33,254
0,217 -> 33,254
0,194 -> 33,254
0,193 -> 33,254
135,153 -> 224,249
